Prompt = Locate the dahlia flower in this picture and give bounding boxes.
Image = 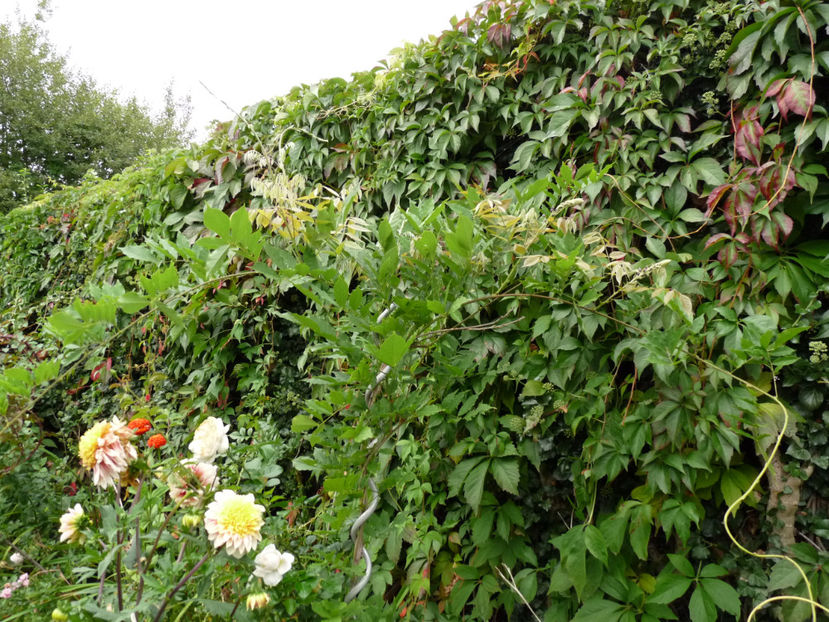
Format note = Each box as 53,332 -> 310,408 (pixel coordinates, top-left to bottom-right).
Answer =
58,504 -> 85,544
204,490 -> 264,558
78,417 -> 137,489
188,417 -> 230,463
168,460 -> 219,507
253,544 -> 294,586
246,592 -> 270,610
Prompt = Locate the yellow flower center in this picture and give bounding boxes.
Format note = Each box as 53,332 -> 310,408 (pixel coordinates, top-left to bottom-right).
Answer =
78,422 -> 110,469
217,497 -> 263,536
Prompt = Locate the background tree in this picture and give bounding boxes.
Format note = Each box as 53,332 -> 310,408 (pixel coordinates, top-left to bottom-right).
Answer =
0,16 -> 192,212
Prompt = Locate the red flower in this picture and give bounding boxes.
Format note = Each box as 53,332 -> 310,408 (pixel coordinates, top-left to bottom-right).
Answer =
147,434 -> 167,449
127,418 -> 152,435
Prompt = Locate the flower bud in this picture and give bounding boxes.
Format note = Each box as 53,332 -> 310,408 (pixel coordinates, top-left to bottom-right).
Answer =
181,514 -> 202,529
246,592 -> 270,611
51,609 -> 69,621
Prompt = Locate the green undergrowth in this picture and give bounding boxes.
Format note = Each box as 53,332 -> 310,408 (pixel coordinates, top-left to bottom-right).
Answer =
1,0 -> 829,620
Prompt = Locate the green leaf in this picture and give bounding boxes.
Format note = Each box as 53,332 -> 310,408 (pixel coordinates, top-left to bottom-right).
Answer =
463,459 -> 490,512
584,525 -> 608,567
689,585 -> 717,622
667,553 -> 695,577
490,459 -> 520,495
117,292 -> 149,314
767,560 -> 803,592
230,207 -> 252,241
376,333 -> 409,367
33,360 -> 60,385
333,277 -> 349,308
1,368 -> 32,395
448,457 -> 486,498
572,598 -> 625,622
699,578 -> 740,615
203,207 -> 231,239
291,414 -> 318,433
445,214 -> 474,258
599,512 -> 629,555
649,573 -> 693,604
120,245 -> 160,264
691,158 -> 726,186
472,508 -> 495,545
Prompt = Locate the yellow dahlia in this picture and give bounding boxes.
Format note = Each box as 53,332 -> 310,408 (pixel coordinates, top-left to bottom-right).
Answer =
78,417 -> 137,489
204,490 -> 264,558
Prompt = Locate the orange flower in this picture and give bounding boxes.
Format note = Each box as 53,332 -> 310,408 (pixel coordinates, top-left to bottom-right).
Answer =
127,418 -> 152,435
147,434 -> 167,449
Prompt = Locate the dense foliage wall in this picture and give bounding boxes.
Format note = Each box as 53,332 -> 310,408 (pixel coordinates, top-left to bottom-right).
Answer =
1,0 -> 828,620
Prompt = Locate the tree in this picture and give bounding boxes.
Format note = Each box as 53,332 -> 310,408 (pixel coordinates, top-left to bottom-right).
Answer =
0,17 -> 192,212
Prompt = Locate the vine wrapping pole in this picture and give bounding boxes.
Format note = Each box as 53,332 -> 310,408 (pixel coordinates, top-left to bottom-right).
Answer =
344,303 -> 396,602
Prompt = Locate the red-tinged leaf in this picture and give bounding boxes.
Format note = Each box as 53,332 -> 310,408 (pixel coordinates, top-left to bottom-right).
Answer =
734,182 -> 758,228
487,22 -> 511,47
760,165 -> 797,206
775,212 -> 794,240
778,81 -> 815,122
578,87 -> 589,102
757,218 -> 778,248
765,78 -> 787,98
704,233 -> 731,249
718,243 -> 738,268
90,361 -> 105,382
705,184 -> 732,217
722,197 -> 737,233
735,113 -> 764,165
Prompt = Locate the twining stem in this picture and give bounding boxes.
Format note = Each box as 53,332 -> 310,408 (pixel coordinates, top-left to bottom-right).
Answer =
136,500 -> 183,606
151,551 -> 213,622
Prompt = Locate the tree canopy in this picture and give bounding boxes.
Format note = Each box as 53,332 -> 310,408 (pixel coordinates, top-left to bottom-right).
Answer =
0,17 -> 192,212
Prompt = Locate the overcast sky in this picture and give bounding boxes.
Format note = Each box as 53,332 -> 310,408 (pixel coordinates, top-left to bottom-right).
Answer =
2,0 -> 476,140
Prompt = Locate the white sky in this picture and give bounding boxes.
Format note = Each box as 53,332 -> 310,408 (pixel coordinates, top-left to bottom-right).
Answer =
2,0 -> 476,140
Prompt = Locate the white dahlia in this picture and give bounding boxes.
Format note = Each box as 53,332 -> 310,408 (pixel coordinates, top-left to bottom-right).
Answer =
253,544 -> 295,586
188,417 -> 230,463
58,504 -> 85,544
204,490 -> 264,558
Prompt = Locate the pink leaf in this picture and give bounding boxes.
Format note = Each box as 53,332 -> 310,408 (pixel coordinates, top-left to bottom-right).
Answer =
777,80 -> 815,122
765,79 -> 787,98
734,107 -> 764,165
734,182 -> 758,228
704,232 -> 731,249
705,183 -> 732,217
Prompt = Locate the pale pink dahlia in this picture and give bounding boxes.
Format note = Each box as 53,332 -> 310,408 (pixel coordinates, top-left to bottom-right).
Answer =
78,417 -> 137,489
204,490 -> 264,558
167,460 -> 219,507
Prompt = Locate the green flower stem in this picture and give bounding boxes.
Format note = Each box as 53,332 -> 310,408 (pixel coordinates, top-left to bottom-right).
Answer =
151,550 -> 213,622
136,499 -> 183,606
